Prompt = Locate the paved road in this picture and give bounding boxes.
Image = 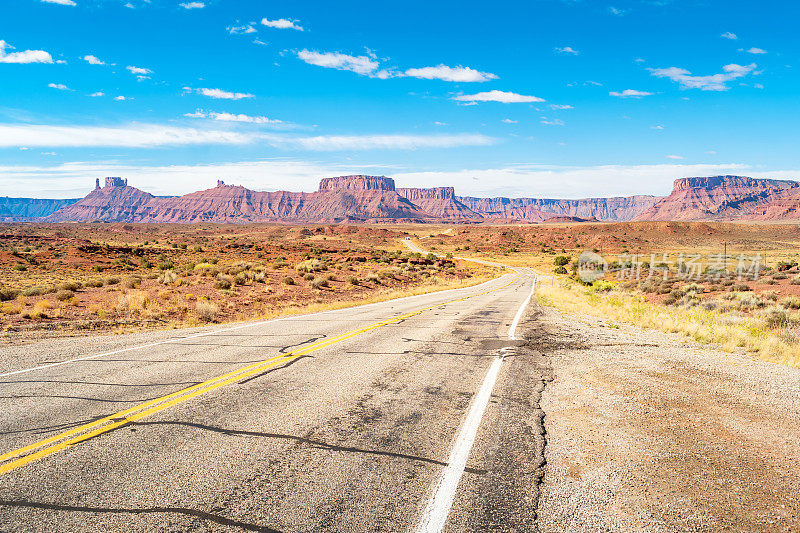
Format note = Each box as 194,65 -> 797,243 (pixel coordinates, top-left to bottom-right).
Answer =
0,265 -> 545,532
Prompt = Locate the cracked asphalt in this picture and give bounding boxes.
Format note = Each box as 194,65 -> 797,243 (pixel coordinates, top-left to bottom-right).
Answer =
0,270 -> 546,532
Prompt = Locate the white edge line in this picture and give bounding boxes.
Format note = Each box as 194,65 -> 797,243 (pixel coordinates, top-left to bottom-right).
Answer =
0,269 -> 514,379
413,272 -> 536,533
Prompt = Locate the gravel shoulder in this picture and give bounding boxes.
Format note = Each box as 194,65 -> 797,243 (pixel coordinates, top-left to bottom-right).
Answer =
536,303 -> 800,532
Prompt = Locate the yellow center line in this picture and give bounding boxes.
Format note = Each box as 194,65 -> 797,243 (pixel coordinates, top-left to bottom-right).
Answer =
0,270 -> 521,476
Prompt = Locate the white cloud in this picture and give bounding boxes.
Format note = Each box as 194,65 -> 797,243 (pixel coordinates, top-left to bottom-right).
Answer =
194,87 -> 255,99
609,89 -> 653,98
126,65 -> 152,75
261,18 -> 303,31
540,118 -> 565,126
0,123 -> 256,148
550,104 -> 573,110
297,50 -> 380,76
721,32 -> 738,40
41,0 -> 76,5
745,47 -> 767,54
754,83 -> 764,89
651,125 -> 664,130
271,133 -> 495,151
179,1 -> 205,8
83,54 -> 105,65
89,91 -> 104,97
453,90 -> 545,104
185,110 -> 283,124
502,118 -> 517,124
48,83 -> 70,90
0,40 -> 54,64
114,96 -> 127,101
648,63 -> 757,91
227,24 -> 256,34
0,122 -> 494,152
666,155 -> 684,159
404,65 -> 497,82
608,6 -> 627,15
555,46 -> 579,55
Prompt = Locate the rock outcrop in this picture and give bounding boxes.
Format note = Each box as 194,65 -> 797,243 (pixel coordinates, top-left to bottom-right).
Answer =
396,187 -> 481,219
634,176 -> 799,221
0,197 -> 79,221
456,195 -> 659,222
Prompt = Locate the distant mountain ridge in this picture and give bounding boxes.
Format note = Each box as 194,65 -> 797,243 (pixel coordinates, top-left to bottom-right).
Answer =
9,173 -> 800,224
0,197 -> 79,221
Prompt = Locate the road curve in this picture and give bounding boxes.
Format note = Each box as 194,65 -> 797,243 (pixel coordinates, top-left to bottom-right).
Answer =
0,259 -> 545,532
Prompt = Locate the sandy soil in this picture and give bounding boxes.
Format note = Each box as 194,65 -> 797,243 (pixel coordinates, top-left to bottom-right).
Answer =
535,304 -> 800,532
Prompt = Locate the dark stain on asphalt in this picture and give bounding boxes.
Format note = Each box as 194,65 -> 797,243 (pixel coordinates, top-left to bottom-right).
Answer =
237,355 -> 313,384
0,499 -> 283,532
126,420 -> 486,474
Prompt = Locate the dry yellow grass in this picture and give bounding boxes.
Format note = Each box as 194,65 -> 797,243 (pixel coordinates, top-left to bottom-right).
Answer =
535,277 -> 800,368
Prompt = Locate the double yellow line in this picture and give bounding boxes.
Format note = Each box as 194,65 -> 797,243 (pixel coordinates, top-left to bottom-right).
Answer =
0,270 -> 520,477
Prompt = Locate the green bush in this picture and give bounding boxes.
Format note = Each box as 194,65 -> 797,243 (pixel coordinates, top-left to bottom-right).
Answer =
553,266 -> 568,275
554,255 -> 571,266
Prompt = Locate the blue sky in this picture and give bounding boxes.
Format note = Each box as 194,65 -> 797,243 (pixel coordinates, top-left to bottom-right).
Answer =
0,0 -> 797,198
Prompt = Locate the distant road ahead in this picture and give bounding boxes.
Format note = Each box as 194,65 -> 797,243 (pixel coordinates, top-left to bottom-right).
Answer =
0,259 -> 543,532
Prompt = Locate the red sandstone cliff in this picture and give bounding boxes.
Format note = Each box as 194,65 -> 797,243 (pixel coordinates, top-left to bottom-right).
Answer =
634,176 -> 798,221
455,195 -> 658,222
395,187 -> 481,219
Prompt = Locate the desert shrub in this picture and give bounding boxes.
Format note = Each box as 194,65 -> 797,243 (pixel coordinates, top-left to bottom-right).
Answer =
22,285 -> 50,297
592,280 -> 614,292
118,290 -> 150,313
122,276 -> 142,289
780,296 -> 800,309
234,273 -> 248,285
158,270 -> 178,285
158,260 -> 174,271
554,255 -> 571,266
282,276 -> 295,286
28,300 -> 53,319
0,287 -> 19,301
55,289 -> 75,302
105,276 -> 120,285
311,277 -> 329,289
731,284 -> 751,292
85,279 -> 103,288
721,279 -> 735,286
663,294 -> 678,305
737,293 -> 766,310
58,281 -> 82,291
195,298 -> 219,322
760,279 -> 777,285
553,266 -> 568,275
296,259 -> 327,274
348,276 -> 359,286
763,306 -> 791,329
303,273 -> 314,281
215,274 -> 233,290
14,264 -> 27,272
377,269 -> 393,279
365,273 -> 379,283
762,290 -> 779,301
791,276 -> 800,286
772,273 -> 788,280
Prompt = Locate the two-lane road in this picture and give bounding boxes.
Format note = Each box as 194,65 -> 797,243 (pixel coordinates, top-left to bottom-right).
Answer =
0,265 -> 544,532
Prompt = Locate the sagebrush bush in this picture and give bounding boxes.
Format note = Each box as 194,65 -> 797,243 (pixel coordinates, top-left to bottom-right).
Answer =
196,299 -> 219,322
55,289 -> 75,302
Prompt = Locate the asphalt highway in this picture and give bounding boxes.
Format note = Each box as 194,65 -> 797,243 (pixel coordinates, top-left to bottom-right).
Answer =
0,264 -> 544,532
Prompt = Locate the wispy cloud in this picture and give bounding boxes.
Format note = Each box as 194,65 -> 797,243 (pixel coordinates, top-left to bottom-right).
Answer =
555,46 -> 579,55
185,110 -> 283,124
272,133 -> 495,151
261,18 -> 303,31
126,65 -> 152,76
192,87 -> 255,99
227,24 -> 257,34
550,104 -> 573,110
179,1 -> 205,8
114,95 -> 127,101
502,118 -> 517,124
297,50 -> 382,77
540,118 -> 565,126
41,0 -> 76,5
0,40 -> 54,64
48,83 -> 70,90
648,63 -> 757,91
89,91 -> 104,97
745,47 -> 767,54
609,89 -> 653,98
608,6 -> 627,15
666,154 -> 684,159
453,90 -> 545,104
721,32 -> 738,40
404,65 -> 497,82
83,54 -> 105,65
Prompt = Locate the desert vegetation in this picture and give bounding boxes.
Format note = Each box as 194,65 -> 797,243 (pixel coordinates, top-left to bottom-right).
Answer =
0,223 -> 495,337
